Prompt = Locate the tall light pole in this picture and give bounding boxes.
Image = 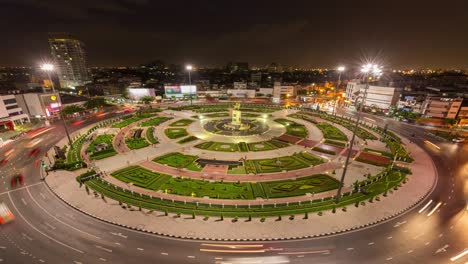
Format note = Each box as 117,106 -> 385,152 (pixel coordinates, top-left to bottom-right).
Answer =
332,66 -> 346,116
186,64 -> 193,105
335,63 -> 382,204
41,63 -> 73,146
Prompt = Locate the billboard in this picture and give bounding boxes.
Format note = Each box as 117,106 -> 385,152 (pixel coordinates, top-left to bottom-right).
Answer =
128,88 -> 155,100
164,85 -> 197,98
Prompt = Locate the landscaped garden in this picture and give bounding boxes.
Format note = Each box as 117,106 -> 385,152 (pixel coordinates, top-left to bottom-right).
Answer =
87,134 -> 117,160
177,135 -> 199,144
195,141 -> 239,152
146,127 -> 158,144
315,122 -> 348,141
153,152 -> 200,170
164,128 -> 189,139
81,166 -> 408,217
169,119 -> 195,126
194,139 -> 289,152
125,129 -> 149,149
243,152 -> 323,174
140,116 -> 172,127
274,118 -> 308,138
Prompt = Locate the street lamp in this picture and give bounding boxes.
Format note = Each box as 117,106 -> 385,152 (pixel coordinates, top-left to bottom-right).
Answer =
335,63 -> 382,204
332,66 -> 346,116
186,64 -> 193,105
41,63 -> 72,145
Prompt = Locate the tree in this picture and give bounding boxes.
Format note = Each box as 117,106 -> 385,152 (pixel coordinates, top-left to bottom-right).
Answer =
444,118 -> 457,127
62,105 -> 84,116
256,93 -> 264,97
140,96 -> 154,104
84,98 -> 107,109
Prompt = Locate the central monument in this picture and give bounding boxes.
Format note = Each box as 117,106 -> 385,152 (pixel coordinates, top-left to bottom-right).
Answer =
224,103 -> 250,131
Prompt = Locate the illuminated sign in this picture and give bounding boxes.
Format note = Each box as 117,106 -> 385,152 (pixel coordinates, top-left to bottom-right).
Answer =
50,102 -> 61,109
164,85 -> 196,98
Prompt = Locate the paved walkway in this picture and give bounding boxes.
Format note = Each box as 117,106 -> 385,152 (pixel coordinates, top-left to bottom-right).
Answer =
45,131 -> 436,240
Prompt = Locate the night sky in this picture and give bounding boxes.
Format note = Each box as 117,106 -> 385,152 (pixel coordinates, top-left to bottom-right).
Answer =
1,0 -> 468,68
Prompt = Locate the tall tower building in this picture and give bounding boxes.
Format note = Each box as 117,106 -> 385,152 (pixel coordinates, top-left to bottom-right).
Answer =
48,33 -> 90,88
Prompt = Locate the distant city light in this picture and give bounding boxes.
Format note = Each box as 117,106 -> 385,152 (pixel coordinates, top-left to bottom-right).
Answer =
186,65 -> 193,71
337,66 -> 345,72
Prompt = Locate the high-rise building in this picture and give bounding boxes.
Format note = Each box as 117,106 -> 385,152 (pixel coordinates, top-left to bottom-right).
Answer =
48,33 -> 90,88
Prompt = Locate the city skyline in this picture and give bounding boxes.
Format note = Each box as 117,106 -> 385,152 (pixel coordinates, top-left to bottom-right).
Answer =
1,0 -> 468,68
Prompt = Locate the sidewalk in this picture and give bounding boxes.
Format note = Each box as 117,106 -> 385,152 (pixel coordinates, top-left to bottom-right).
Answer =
44,131 -> 436,240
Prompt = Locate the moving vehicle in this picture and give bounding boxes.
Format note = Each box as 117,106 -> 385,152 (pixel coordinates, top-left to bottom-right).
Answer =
0,203 -> 15,224
452,138 -> 465,143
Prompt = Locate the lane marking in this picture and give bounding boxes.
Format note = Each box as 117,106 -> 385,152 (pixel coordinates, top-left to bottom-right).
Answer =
8,192 -> 84,254
387,236 -> 393,240
201,249 -> 266,253
161,252 -> 168,255
21,198 -> 27,206
137,248 -> 144,251
346,248 -> 354,251
39,192 -> 46,199
95,245 -> 112,253
187,256 -> 195,258
408,250 -> 414,254
279,250 -> 330,255
26,188 -> 101,239
427,202 -> 442,216
368,242 -> 375,246
44,222 -> 56,230
99,258 -> 107,261
110,232 -> 127,239
201,244 -> 264,248
0,182 -> 43,196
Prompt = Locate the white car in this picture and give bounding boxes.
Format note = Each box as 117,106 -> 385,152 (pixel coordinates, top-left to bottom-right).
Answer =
452,138 -> 465,143
0,202 -> 15,224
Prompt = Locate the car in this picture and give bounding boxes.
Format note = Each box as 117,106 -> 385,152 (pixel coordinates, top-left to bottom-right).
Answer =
0,203 -> 15,224
0,158 -> 7,166
452,138 -> 465,143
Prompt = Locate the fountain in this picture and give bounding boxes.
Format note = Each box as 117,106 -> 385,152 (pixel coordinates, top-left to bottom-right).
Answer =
202,103 -> 269,136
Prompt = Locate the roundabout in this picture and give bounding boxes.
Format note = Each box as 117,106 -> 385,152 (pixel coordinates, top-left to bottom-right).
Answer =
43,103 -> 433,240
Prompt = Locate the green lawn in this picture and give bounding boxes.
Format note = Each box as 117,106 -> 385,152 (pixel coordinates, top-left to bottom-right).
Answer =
146,127 -> 159,144
274,118 -> 308,138
244,152 -> 323,174
193,112 -> 230,118
153,152 -> 198,168
140,117 -> 172,127
125,137 -> 150,149
169,119 -> 194,126
195,141 -> 239,152
164,128 -> 189,139
112,117 -> 143,128
177,135 -> 199,144
86,134 -> 117,160
316,122 -> 348,141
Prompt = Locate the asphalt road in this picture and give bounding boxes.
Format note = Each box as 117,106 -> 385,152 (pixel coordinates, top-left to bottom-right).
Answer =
0,110 -> 467,264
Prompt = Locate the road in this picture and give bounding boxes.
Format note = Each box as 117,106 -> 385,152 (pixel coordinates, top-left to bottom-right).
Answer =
0,109 -> 467,263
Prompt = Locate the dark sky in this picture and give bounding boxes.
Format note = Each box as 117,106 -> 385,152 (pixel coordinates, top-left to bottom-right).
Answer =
1,0 -> 468,68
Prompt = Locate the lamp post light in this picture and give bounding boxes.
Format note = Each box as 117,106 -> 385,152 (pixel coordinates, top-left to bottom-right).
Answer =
335,63 -> 382,204
40,63 -> 72,146
332,66 -> 346,116
186,64 -> 193,105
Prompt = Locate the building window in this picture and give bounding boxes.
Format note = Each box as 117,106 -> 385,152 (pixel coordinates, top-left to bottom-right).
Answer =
3,98 -> 17,105
6,105 -> 18,110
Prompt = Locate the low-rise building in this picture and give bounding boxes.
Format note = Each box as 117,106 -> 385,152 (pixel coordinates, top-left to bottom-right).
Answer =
227,89 -> 256,98
345,80 -> 401,110
0,94 -> 30,131
273,82 -> 296,102
421,96 -> 462,119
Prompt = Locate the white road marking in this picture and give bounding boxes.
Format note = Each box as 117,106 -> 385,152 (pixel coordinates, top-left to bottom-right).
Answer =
110,232 -> 127,239
21,198 -> 27,205
346,248 -> 354,251
0,246 -> 6,249
386,257 -> 393,261
0,182 -> 43,196
21,233 -> 33,241
95,245 -> 113,253
73,261 -> 83,264
387,236 -> 393,239
26,188 -> 100,239
368,242 -> 375,246
39,260 -> 45,263
394,221 -> 407,228
99,258 -> 107,261
137,248 -> 144,251
408,250 -> 414,254
39,192 -> 46,199
161,252 -> 168,255
8,192 -> 84,254
187,256 -> 195,258
44,222 -> 56,230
